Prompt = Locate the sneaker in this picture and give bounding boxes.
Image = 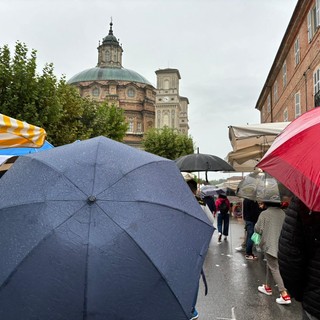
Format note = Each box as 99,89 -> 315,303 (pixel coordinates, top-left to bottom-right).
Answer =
245,254 -> 258,260
276,294 -> 291,305
235,246 -> 245,252
258,285 -> 272,295
224,236 -> 228,241
190,308 -> 199,320
218,234 -> 222,243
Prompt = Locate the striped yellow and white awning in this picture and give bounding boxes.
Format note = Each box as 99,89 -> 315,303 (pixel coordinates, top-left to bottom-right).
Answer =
0,114 -> 46,149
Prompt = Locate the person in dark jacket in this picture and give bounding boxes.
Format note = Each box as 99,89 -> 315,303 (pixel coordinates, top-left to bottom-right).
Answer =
236,198 -> 262,260
278,196 -> 320,320
215,194 -> 231,243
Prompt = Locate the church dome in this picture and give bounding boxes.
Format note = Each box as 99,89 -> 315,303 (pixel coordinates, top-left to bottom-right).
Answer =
68,67 -> 152,86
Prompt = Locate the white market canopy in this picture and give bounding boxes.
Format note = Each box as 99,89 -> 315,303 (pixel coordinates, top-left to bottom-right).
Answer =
0,113 -> 46,149
227,122 -> 290,172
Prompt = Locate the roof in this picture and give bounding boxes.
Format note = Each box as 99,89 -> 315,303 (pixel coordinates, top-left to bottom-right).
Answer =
68,67 -> 153,86
102,22 -> 119,45
155,68 -> 181,79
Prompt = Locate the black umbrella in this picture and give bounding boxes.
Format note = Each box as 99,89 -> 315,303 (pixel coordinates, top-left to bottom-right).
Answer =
175,152 -> 235,182
0,136 -> 213,320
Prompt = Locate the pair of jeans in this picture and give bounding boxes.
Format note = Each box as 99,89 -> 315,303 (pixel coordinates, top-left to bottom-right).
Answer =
245,220 -> 255,255
217,212 -> 229,236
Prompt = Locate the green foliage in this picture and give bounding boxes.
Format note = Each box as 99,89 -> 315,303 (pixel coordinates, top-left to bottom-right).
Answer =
0,41 -> 129,146
143,127 -> 194,160
88,101 -> 128,141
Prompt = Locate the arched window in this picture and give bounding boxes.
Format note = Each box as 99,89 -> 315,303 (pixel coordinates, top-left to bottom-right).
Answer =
127,118 -> 134,133
164,79 -> 169,90
105,50 -> 110,62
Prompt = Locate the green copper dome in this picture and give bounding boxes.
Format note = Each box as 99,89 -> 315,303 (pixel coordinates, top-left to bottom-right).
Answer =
68,67 -> 152,86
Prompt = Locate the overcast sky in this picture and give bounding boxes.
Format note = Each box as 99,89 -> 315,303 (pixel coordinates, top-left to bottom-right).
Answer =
2,0 -> 297,179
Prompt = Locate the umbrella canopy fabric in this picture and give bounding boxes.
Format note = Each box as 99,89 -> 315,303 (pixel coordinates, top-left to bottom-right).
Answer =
227,122 -> 290,172
0,113 -> 46,149
257,108 -> 320,211
175,153 -> 234,182
236,171 -> 291,203
0,140 -> 53,156
0,136 -> 213,320
200,185 -> 236,198
175,153 -> 234,172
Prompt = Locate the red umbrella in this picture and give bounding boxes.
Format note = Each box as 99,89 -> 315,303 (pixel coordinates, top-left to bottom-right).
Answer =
257,107 -> 320,211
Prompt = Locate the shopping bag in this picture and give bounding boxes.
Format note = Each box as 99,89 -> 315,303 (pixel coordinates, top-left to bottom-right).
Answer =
251,232 -> 261,245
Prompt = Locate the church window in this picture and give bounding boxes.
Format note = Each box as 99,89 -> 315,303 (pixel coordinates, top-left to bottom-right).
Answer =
105,50 -> 110,62
137,122 -> 142,133
157,110 -> 161,128
171,110 -> 175,128
164,79 -> 169,90
127,87 -> 136,98
127,118 -> 134,133
163,113 -> 169,127
92,87 -> 100,97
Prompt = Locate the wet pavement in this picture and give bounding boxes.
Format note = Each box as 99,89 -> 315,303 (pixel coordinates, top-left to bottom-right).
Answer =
196,217 -> 303,320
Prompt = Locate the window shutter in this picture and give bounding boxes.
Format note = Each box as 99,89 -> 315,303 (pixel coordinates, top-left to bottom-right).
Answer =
316,0 -> 320,26
308,11 -> 312,42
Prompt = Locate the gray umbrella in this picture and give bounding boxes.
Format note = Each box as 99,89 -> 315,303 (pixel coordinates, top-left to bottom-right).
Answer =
175,152 -> 235,182
0,136 -> 213,320
236,171 -> 292,202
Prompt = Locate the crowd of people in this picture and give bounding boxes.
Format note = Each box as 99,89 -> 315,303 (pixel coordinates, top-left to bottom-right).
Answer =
186,177 -> 320,320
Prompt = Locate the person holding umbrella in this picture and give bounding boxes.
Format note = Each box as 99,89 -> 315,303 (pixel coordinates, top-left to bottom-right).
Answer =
186,178 -> 215,320
278,196 -> 320,319
255,201 -> 291,305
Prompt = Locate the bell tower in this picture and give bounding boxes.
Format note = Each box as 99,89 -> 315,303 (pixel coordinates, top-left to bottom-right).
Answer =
155,68 -> 189,134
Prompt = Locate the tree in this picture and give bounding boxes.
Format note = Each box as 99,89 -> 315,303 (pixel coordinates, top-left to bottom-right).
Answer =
87,101 -> 128,142
143,127 -> 194,160
0,41 -> 128,146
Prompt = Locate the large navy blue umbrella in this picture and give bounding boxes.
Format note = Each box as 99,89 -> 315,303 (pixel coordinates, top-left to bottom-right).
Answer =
0,136 -> 213,320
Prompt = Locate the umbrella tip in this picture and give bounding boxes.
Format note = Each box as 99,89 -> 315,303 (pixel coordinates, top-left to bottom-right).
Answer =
87,195 -> 97,204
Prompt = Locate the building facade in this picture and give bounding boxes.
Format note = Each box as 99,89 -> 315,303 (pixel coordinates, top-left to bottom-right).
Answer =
68,22 -> 156,148
155,68 -> 189,134
256,0 -> 320,123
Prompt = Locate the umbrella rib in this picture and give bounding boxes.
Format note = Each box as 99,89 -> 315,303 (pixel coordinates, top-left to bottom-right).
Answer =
0,201 -> 88,292
95,200 -> 210,319
98,199 -> 212,226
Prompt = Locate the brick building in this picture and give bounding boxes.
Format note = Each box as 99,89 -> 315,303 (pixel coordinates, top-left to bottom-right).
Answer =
256,0 -> 320,122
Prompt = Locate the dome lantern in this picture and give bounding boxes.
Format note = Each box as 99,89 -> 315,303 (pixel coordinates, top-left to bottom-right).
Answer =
97,20 -> 123,68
